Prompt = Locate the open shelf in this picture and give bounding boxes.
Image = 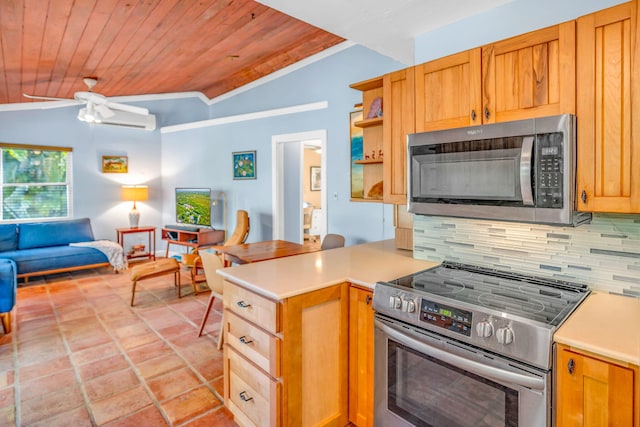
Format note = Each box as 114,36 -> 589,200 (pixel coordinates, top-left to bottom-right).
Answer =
354,117 -> 383,128
354,158 -> 383,165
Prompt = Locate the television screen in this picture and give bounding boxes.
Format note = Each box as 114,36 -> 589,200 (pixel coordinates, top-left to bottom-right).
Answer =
176,188 -> 211,226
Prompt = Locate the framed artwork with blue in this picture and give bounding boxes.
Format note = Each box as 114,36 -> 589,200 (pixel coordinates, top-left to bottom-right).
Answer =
233,150 -> 256,180
350,110 -> 364,198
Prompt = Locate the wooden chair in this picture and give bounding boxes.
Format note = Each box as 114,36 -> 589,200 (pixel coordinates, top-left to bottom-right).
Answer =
219,210 -> 250,266
321,233 -> 345,250
303,206 -> 314,241
197,251 -> 225,349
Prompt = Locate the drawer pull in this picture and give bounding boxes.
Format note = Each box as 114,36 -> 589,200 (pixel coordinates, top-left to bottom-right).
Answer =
237,300 -> 252,308
239,335 -> 253,345
239,391 -> 253,402
567,358 -> 575,374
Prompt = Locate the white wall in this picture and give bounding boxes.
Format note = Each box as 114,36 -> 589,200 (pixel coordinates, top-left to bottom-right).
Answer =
414,0 -> 628,64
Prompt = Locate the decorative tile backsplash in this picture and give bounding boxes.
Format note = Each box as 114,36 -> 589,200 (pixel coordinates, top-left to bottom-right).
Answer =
413,213 -> 640,297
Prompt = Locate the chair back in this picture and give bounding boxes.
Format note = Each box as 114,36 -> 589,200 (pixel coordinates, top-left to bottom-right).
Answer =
199,251 -> 224,295
321,233 -> 345,250
225,210 -> 250,246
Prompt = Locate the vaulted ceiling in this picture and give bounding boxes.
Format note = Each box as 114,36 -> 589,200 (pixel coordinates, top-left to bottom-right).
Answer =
0,0 -> 344,106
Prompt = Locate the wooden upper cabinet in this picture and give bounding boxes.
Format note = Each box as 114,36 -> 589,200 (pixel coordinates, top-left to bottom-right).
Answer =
415,49 -> 482,132
481,22 -> 576,124
383,68 -> 415,204
577,1 -> 640,213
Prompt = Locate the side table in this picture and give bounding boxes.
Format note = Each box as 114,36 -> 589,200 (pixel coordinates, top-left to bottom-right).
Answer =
116,226 -> 156,261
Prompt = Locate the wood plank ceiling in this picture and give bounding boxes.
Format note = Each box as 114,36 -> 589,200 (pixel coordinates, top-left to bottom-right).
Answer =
0,0 -> 344,105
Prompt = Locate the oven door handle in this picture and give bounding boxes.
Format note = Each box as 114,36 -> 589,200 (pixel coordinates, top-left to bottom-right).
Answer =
520,136 -> 535,206
375,319 -> 545,391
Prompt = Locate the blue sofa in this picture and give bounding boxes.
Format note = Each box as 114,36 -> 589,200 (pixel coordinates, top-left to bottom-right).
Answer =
0,218 -> 110,281
0,259 -> 16,333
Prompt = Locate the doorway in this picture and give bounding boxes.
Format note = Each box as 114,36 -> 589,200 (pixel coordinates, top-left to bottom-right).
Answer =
272,130 -> 327,243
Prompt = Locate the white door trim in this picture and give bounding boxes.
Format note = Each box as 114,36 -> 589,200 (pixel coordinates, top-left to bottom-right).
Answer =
272,129 -> 327,241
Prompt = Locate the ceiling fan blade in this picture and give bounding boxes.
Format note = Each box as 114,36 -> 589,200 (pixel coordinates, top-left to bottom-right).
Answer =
105,101 -> 149,115
23,93 -> 78,102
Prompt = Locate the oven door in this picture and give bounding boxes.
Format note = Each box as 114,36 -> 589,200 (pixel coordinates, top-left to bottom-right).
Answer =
374,316 -> 550,427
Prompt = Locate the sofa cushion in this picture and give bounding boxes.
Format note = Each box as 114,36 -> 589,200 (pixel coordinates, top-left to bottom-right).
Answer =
18,218 -> 95,250
0,224 -> 18,252
0,246 -> 108,275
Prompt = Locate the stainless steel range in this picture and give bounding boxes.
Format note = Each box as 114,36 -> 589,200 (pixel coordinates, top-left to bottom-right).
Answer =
373,261 -> 590,427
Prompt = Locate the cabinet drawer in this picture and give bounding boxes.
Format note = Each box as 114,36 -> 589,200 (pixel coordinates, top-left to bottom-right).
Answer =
227,310 -> 280,377
228,346 -> 280,427
224,281 -> 279,334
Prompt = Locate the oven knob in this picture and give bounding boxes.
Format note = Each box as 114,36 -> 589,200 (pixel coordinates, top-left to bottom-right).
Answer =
496,327 -> 514,345
476,321 -> 493,338
407,300 -> 417,313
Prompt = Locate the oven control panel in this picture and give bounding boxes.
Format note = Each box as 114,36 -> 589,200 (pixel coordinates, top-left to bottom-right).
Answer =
420,299 -> 472,337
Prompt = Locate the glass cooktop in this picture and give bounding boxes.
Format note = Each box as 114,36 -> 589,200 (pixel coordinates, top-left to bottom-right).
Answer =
387,261 -> 589,326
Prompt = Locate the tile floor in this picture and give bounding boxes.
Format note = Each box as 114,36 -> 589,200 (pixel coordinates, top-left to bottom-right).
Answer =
0,263 -> 238,426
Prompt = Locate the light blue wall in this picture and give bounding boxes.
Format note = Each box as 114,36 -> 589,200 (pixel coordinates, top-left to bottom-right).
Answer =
161,45 -> 405,246
414,0 -> 627,63
0,97 -> 207,245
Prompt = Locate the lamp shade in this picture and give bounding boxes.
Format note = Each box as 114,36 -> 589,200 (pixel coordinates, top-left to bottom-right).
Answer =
121,185 -> 148,202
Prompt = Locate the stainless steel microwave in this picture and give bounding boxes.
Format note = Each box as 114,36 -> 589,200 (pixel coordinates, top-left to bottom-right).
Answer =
407,114 -> 591,226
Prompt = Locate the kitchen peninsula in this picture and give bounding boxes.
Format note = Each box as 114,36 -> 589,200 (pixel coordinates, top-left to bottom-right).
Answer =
217,240 -> 437,427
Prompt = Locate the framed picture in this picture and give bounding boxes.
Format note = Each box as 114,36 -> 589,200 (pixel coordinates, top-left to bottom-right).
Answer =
102,156 -> 128,173
233,150 -> 256,180
310,166 -> 321,191
350,110 -> 364,198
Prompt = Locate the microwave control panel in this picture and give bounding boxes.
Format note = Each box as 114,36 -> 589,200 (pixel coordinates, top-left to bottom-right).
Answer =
536,132 -> 564,208
420,299 -> 472,337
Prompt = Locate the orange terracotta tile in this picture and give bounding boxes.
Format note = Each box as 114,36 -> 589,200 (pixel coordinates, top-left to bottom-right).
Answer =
66,331 -> 113,353
176,340 -> 221,365
181,406 -> 238,427
19,355 -> 72,382
20,384 -> 84,425
160,385 -> 221,426
0,405 -> 15,426
85,368 -> 140,402
90,385 -> 153,425
20,369 -> 79,401
192,356 -> 224,382
210,376 -> 225,400
0,369 -> 13,388
71,341 -> 121,366
76,353 -> 130,381
28,405 -> 92,427
104,405 -> 169,427
17,335 -> 68,366
147,366 -> 202,402
125,339 -> 171,364
118,331 -> 160,350
15,322 -> 59,343
0,386 -> 14,409
136,353 -> 185,380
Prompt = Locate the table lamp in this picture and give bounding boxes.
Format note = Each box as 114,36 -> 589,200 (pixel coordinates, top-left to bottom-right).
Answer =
122,185 -> 148,228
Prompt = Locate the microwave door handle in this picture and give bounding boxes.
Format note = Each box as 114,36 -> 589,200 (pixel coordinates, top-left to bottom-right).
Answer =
520,136 -> 535,206
375,319 -> 545,391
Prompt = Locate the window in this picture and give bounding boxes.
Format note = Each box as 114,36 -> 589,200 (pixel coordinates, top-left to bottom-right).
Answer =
0,144 -> 73,221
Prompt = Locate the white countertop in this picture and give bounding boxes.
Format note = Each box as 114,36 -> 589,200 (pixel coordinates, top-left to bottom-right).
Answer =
554,292 -> 640,365
217,239 -> 439,300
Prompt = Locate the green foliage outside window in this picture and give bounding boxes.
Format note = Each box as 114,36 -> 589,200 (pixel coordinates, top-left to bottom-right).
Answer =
1,146 -> 71,220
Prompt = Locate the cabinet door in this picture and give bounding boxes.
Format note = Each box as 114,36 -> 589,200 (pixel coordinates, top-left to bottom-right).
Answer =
482,22 -> 576,124
577,1 -> 640,213
556,344 -> 637,426
281,283 -> 349,427
415,48 -> 482,132
383,68 -> 415,204
348,286 -> 374,427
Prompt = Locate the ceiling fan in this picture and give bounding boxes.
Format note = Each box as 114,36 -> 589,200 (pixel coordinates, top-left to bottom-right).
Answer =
23,77 -> 156,130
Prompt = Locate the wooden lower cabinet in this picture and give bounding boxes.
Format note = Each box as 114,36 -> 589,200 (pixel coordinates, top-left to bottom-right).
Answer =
555,344 -> 639,426
223,280 -> 349,427
348,286 -> 375,427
